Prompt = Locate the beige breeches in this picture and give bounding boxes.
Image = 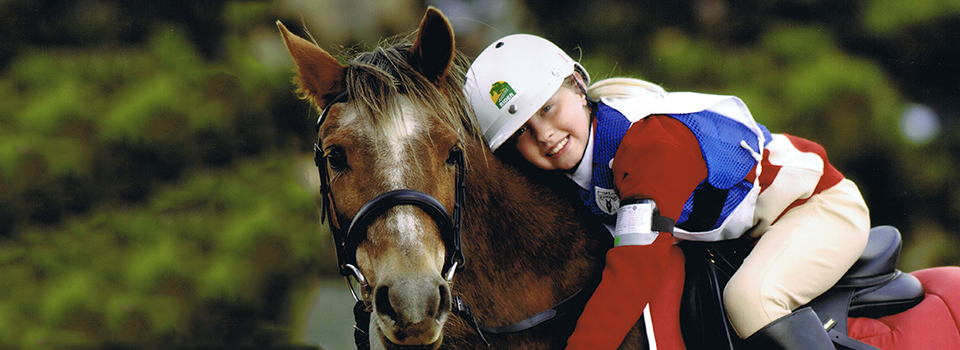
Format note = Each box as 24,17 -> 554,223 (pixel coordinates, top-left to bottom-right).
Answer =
723,179 -> 871,338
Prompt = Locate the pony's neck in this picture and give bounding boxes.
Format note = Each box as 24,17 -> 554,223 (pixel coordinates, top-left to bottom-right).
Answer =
458,145 -> 609,324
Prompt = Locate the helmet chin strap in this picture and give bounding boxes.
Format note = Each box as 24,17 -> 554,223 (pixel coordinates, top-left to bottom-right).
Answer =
574,73 -> 598,104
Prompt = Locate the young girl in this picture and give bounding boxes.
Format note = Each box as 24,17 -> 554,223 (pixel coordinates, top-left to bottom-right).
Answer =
464,34 -> 870,349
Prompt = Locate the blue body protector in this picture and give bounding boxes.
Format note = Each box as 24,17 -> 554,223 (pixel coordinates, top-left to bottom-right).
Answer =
580,103 -> 771,231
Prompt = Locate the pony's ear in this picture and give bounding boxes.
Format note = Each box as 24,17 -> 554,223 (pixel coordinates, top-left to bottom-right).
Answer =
410,7 -> 455,85
277,20 -> 346,110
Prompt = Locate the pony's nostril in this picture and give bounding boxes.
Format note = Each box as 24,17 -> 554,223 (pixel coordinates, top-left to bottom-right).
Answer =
437,283 -> 451,317
375,285 -> 398,321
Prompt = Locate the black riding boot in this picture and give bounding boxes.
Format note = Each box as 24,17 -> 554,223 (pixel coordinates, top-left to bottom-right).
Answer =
741,307 -> 836,350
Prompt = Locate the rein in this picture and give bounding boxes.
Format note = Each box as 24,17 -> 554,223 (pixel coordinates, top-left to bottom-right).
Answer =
314,90 -> 597,346
452,274 -> 602,339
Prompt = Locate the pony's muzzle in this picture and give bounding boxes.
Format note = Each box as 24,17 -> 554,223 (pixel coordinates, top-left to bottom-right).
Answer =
373,274 -> 451,346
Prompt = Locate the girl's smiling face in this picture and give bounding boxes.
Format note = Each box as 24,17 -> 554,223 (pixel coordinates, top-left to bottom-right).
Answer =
512,80 -> 592,171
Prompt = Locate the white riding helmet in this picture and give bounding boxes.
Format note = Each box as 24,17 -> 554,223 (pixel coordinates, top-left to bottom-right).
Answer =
464,34 -> 589,151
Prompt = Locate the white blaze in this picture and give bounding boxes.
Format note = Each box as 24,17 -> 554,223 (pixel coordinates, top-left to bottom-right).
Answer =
379,97 -> 427,248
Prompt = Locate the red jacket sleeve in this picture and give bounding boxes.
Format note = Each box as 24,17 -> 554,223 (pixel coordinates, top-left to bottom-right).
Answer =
566,115 -> 706,349
613,114 -> 707,220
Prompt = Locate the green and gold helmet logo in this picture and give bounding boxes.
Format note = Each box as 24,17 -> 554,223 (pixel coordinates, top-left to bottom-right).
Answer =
489,81 -> 516,110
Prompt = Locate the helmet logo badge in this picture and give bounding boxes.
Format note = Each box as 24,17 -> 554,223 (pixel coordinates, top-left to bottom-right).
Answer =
489,81 -> 516,110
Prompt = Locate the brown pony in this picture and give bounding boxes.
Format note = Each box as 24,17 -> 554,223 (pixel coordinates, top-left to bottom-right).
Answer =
278,8 -> 650,350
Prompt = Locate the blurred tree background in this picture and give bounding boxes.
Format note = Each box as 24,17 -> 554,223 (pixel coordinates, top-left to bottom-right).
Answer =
0,0 -> 956,348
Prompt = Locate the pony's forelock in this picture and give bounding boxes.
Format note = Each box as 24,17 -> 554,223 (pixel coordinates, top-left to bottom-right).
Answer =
343,41 -> 483,159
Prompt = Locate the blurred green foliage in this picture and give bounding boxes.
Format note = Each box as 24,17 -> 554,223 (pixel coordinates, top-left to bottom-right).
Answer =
0,0 -> 333,348
0,157 -> 325,348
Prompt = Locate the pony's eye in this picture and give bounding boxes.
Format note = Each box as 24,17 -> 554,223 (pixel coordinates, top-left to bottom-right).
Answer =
446,146 -> 462,166
326,148 -> 348,171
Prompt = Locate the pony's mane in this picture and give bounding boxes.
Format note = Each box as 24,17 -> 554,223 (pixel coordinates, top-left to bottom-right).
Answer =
342,39 -> 484,153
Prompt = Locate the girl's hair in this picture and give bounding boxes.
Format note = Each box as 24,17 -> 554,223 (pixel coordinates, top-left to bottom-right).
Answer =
585,77 -> 667,100
559,67 -> 667,101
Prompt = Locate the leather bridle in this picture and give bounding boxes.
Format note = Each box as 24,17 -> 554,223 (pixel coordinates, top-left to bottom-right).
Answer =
313,91 -> 466,298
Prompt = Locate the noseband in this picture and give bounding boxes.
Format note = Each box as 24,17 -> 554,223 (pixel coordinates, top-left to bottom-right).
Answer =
314,91 -> 467,295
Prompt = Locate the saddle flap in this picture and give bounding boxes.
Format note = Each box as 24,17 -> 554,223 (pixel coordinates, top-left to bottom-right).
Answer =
678,242 -> 740,350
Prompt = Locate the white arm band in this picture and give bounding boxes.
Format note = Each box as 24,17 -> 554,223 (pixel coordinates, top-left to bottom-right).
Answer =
613,199 -> 674,247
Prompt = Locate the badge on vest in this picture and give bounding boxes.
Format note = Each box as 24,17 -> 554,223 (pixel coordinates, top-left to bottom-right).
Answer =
594,187 -> 619,216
